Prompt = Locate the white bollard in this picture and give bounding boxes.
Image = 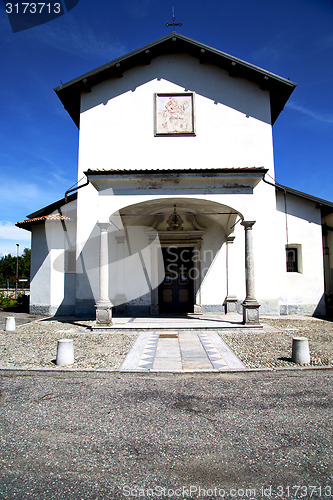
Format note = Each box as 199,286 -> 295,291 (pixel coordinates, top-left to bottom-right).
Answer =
292,337 -> 310,365
5,317 -> 16,332
56,339 -> 74,366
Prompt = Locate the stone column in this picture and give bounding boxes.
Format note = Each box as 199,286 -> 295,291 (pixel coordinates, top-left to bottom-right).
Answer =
95,222 -> 113,326
241,221 -> 260,325
224,236 -> 238,313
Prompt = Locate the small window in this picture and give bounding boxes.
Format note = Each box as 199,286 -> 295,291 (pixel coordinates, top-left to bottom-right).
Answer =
286,248 -> 298,273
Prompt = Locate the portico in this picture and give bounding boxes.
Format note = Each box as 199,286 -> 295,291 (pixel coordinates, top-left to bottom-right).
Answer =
92,184 -> 261,326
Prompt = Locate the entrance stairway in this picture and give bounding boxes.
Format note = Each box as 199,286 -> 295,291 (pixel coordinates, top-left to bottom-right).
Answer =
108,312 -> 262,331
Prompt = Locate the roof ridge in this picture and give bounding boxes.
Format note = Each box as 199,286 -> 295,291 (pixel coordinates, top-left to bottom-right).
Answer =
55,33 -> 296,127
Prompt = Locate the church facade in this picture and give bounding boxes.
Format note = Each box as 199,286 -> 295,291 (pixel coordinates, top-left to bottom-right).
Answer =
17,33 -> 333,323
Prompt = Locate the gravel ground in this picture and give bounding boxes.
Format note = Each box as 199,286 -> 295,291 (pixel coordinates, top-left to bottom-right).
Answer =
219,317 -> 333,369
0,317 -> 136,370
0,313 -> 332,370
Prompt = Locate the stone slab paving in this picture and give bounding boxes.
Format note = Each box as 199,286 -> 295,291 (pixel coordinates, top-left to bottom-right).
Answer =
103,313 -> 262,330
119,330 -> 247,372
153,337 -> 183,371
178,332 -> 212,370
136,333 -> 159,370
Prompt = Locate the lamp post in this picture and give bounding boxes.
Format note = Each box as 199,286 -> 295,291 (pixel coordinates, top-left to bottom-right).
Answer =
15,243 -> 19,299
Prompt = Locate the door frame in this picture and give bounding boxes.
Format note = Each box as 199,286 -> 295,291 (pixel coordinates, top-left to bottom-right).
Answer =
150,236 -> 203,315
158,246 -> 195,314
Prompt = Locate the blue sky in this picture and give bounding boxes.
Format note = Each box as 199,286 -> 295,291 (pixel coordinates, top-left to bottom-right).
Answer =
0,0 -> 332,255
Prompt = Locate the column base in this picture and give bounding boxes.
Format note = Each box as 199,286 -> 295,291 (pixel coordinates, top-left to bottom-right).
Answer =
193,304 -> 203,315
242,299 -> 260,325
95,300 -> 113,326
223,296 -> 238,314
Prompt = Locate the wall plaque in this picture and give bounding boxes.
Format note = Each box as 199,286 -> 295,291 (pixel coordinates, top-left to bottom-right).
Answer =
155,93 -> 195,135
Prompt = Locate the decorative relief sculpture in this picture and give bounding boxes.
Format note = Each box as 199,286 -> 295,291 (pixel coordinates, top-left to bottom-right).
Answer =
155,93 -> 195,135
167,205 -> 184,231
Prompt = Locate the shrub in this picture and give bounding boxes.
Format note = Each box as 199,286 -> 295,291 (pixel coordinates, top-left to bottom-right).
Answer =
0,293 -> 16,309
0,292 -> 29,311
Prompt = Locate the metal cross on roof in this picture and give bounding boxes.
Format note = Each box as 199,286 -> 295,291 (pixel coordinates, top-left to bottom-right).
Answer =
165,6 -> 182,30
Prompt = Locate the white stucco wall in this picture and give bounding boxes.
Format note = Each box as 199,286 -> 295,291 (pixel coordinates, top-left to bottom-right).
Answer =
30,225 -> 51,313
30,200 -> 77,315
77,54 -> 275,175
276,192 -> 325,315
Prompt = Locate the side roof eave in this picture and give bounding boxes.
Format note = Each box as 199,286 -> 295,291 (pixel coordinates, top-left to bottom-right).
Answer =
16,193 -> 77,231
27,192 -> 77,219
55,32 -> 296,127
277,184 -> 333,216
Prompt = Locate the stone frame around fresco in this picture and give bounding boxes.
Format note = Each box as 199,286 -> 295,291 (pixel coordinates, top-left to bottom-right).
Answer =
154,92 -> 196,136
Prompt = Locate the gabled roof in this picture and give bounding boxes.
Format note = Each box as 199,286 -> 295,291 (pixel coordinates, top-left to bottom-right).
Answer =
55,32 -> 296,127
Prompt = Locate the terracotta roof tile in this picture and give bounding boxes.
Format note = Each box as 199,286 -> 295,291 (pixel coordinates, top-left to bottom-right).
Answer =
17,214 -> 70,226
86,167 -> 266,173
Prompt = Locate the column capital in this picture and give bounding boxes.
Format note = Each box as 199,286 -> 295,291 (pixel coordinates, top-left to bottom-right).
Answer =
241,220 -> 256,229
97,222 -> 111,231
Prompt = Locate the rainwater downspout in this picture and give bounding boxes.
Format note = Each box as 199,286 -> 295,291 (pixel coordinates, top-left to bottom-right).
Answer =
65,177 -> 90,202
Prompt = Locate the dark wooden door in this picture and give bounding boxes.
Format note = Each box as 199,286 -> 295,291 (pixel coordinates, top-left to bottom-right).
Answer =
158,247 -> 194,313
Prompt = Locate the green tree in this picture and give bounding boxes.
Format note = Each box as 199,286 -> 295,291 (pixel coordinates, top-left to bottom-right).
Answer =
0,248 -> 31,288
20,248 -> 31,281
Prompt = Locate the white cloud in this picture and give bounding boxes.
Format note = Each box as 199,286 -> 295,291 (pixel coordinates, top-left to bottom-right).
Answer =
286,101 -> 333,124
0,180 -> 41,207
31,16 -> 127,62
313,33 -> 333,53
124,0 -> 153,19
0,222 -> 31,256
0,222 -> 31,241
0,175 -> 67,215
249,31 -> 296,68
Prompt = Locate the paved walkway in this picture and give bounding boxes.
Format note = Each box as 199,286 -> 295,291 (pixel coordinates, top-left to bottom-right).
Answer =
94,312 -> 262,331
120,330 -> 247,372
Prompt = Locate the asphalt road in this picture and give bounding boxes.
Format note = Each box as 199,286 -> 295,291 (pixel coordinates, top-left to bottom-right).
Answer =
0,370 -> 332,500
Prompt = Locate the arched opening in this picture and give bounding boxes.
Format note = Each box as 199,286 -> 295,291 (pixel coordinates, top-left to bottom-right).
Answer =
108,198 -> 243,316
